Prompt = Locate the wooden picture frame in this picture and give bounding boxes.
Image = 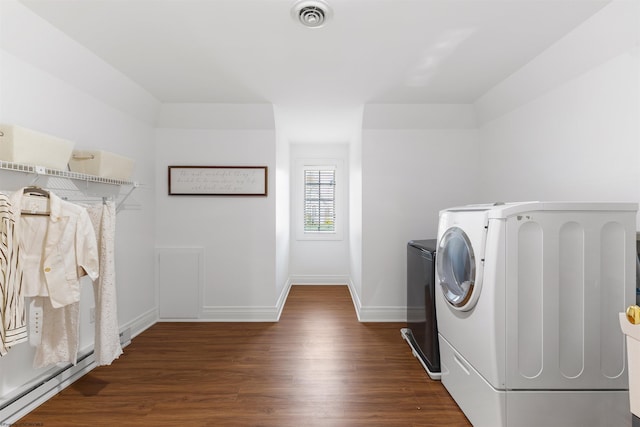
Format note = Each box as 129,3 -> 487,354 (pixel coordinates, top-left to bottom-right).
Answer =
168,166 -> 268,196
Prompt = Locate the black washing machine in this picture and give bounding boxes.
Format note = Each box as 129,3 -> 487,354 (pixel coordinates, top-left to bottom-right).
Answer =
401,239 -> 440,380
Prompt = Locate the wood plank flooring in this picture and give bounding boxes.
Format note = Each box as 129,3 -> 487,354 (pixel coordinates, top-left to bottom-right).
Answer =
19,285 -> 471,426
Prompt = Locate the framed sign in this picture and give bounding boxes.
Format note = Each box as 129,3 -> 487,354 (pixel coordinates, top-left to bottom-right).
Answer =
168,166 -> 268,196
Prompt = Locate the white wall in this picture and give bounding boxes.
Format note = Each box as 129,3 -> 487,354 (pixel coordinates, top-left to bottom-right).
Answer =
349,126 -> 364,311
289,143 -> 350,283
274,108 -> 291,309
154,104 -> 280,320
0,0 -> 158,403
475,0 -> 640,228
274,104 -> 364,305
357,0 -> 640,324
359,105 -> 481,320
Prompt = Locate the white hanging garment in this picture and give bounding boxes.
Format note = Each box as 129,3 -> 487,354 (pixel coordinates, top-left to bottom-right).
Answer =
86,201 -> 122,366
10,188 -> 99,368
10,189 -> 99,307
0,193 -> 27,356
33,297 -> 79,368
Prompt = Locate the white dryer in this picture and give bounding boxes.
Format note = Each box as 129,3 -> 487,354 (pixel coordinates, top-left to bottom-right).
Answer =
435,202 -> 638,427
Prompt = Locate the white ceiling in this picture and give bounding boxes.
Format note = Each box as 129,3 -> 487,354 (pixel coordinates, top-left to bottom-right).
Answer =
20,0 -> 611,107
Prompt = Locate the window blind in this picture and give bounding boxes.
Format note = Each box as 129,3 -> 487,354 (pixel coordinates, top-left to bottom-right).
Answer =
304,169 -> 336,232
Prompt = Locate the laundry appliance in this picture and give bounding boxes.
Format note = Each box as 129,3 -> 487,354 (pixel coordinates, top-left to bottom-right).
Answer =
402,239 -> 440,380
435,202 -> 638,427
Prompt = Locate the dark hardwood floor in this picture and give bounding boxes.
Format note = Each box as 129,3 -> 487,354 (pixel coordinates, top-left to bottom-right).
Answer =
19,285 -> 471,426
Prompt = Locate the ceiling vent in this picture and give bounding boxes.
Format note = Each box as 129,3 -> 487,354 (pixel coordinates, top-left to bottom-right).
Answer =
292,0 -> 332,28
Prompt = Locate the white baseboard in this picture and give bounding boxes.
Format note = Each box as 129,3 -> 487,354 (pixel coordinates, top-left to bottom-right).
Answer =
195,306 -> 280,322
288,275 -> 350,285
344,279 -> 405,322
357,305 -> 406,322
346,279 -> 363,321
275,278 -> 293,320
123,307 -> 158,340
194,281 -> 293,322
162,279 -> 294,323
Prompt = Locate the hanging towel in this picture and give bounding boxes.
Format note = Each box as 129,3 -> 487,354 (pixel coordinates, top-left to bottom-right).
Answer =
86,201 -> 122,366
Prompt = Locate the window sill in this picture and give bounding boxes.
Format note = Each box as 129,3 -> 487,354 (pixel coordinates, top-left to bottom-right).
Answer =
296,231 -> 343,241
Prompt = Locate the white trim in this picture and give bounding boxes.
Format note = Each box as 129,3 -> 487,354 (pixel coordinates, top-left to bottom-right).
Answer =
289,274 -> 350,285
275,278 -> 293,320
345,278 -> 406,322
173,279 -> 294,322
344,278 -> 405,322
346,279 -> 363,321
124,307 -> 158,340
357,305 -> 406,322
197,306 -> 280,322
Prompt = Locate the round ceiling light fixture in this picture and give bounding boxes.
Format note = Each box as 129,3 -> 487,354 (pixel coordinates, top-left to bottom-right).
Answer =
291,0 -> 332,28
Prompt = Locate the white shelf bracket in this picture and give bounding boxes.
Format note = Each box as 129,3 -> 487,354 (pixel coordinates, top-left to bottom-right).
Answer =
116,182 -> 139,213
29,165 -> 46,186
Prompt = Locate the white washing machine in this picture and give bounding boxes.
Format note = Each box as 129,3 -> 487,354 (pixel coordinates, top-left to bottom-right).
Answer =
435,202 -> 638,427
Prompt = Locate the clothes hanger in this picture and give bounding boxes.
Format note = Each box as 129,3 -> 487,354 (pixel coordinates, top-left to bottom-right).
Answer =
22,186 -> 51,216
23,186 -> 50,198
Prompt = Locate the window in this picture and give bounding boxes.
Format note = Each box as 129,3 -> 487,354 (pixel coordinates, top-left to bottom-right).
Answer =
304,169 -> 336,232
294,157 -> 344,241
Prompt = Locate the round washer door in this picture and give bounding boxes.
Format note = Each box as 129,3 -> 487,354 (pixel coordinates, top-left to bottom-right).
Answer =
436,226 -> 480,311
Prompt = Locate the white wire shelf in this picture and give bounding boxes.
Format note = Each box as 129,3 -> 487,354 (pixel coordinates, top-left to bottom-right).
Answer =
0,160 -> 137,186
